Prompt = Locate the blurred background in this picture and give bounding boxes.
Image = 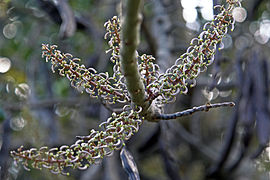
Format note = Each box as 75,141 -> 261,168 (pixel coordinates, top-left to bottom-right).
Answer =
1,0 -> 270,179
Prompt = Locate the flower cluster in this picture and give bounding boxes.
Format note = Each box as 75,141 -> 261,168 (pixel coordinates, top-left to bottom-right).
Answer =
104,16 -> 121,64
42,44 -> 129,104
11,0 -> 241,175
104,16 -> 123,81
138,54 -> 160,100
153,0 -> 241,103
10,105 -> 142,175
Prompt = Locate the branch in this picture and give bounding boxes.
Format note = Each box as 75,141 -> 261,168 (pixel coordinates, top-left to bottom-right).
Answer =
168,121 -> 218,161
0,117 -> 12,180
120,0 -> 156,119
37,0 -> 76,38
152,0 -> 172,71
55,0 -> 76,38
3,97 -> 98,111
207,57 -> 244,177
159,122 -> 182,180
155,102 -> 235,120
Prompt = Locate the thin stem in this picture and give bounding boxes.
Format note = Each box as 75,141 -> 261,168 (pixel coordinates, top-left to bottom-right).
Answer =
155,102 -> 235,120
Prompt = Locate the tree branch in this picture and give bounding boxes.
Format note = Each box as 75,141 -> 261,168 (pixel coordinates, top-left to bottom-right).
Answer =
155,102 -> 235,120
3,97 -> 99,111
120,0 -> 156,120
56,0 -> 76,38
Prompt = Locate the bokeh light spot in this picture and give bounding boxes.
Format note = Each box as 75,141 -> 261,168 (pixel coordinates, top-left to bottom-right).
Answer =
219,90 -> 232,97
232,7 -> 247,23
0,57 -> 11,73
181,0 -> 197,9
181,0 -> 214,28
235,34 -> 253,50
254,30 -> 269,44
10,116 -> 26,131
183,8 -> 198,23
55,105 -> 70,117
201,7 -> 214,21
249,21 -> 259,34
15,83 -> 31,100
221,34 -> 233,49
259,20 -> 270,38
3,23 -> 17,39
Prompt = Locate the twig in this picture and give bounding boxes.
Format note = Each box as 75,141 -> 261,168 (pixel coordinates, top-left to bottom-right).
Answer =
155,102 -> 235,120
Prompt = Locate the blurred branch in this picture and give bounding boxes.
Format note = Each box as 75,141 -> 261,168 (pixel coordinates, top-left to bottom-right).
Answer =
247,0 -> 265,20
3,97 -> 98,111
37,0 -> 103,61
120,147 -> 140,180
36,0 -> 62,24
29,57 -> 59,145
37,0 -> 76,38
227,126 -> 252,172
208,99 -> 239,177
226,51 -> 270,172
207,55 -> 244,178
226,64 -> 254,172
151,1 -> 181,179
0,116 -> 12,180
159,121 -> 181,180
55,0 -> 76,38
141,16 -> 157,57
37,0 -> 101,33
151,0 -> 173,71
155,102 -> 235,120
168,121 -> 218,161
250,53 -> 270,158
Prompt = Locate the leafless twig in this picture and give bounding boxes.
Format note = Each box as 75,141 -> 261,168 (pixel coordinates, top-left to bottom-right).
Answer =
155,102 -> 235,120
